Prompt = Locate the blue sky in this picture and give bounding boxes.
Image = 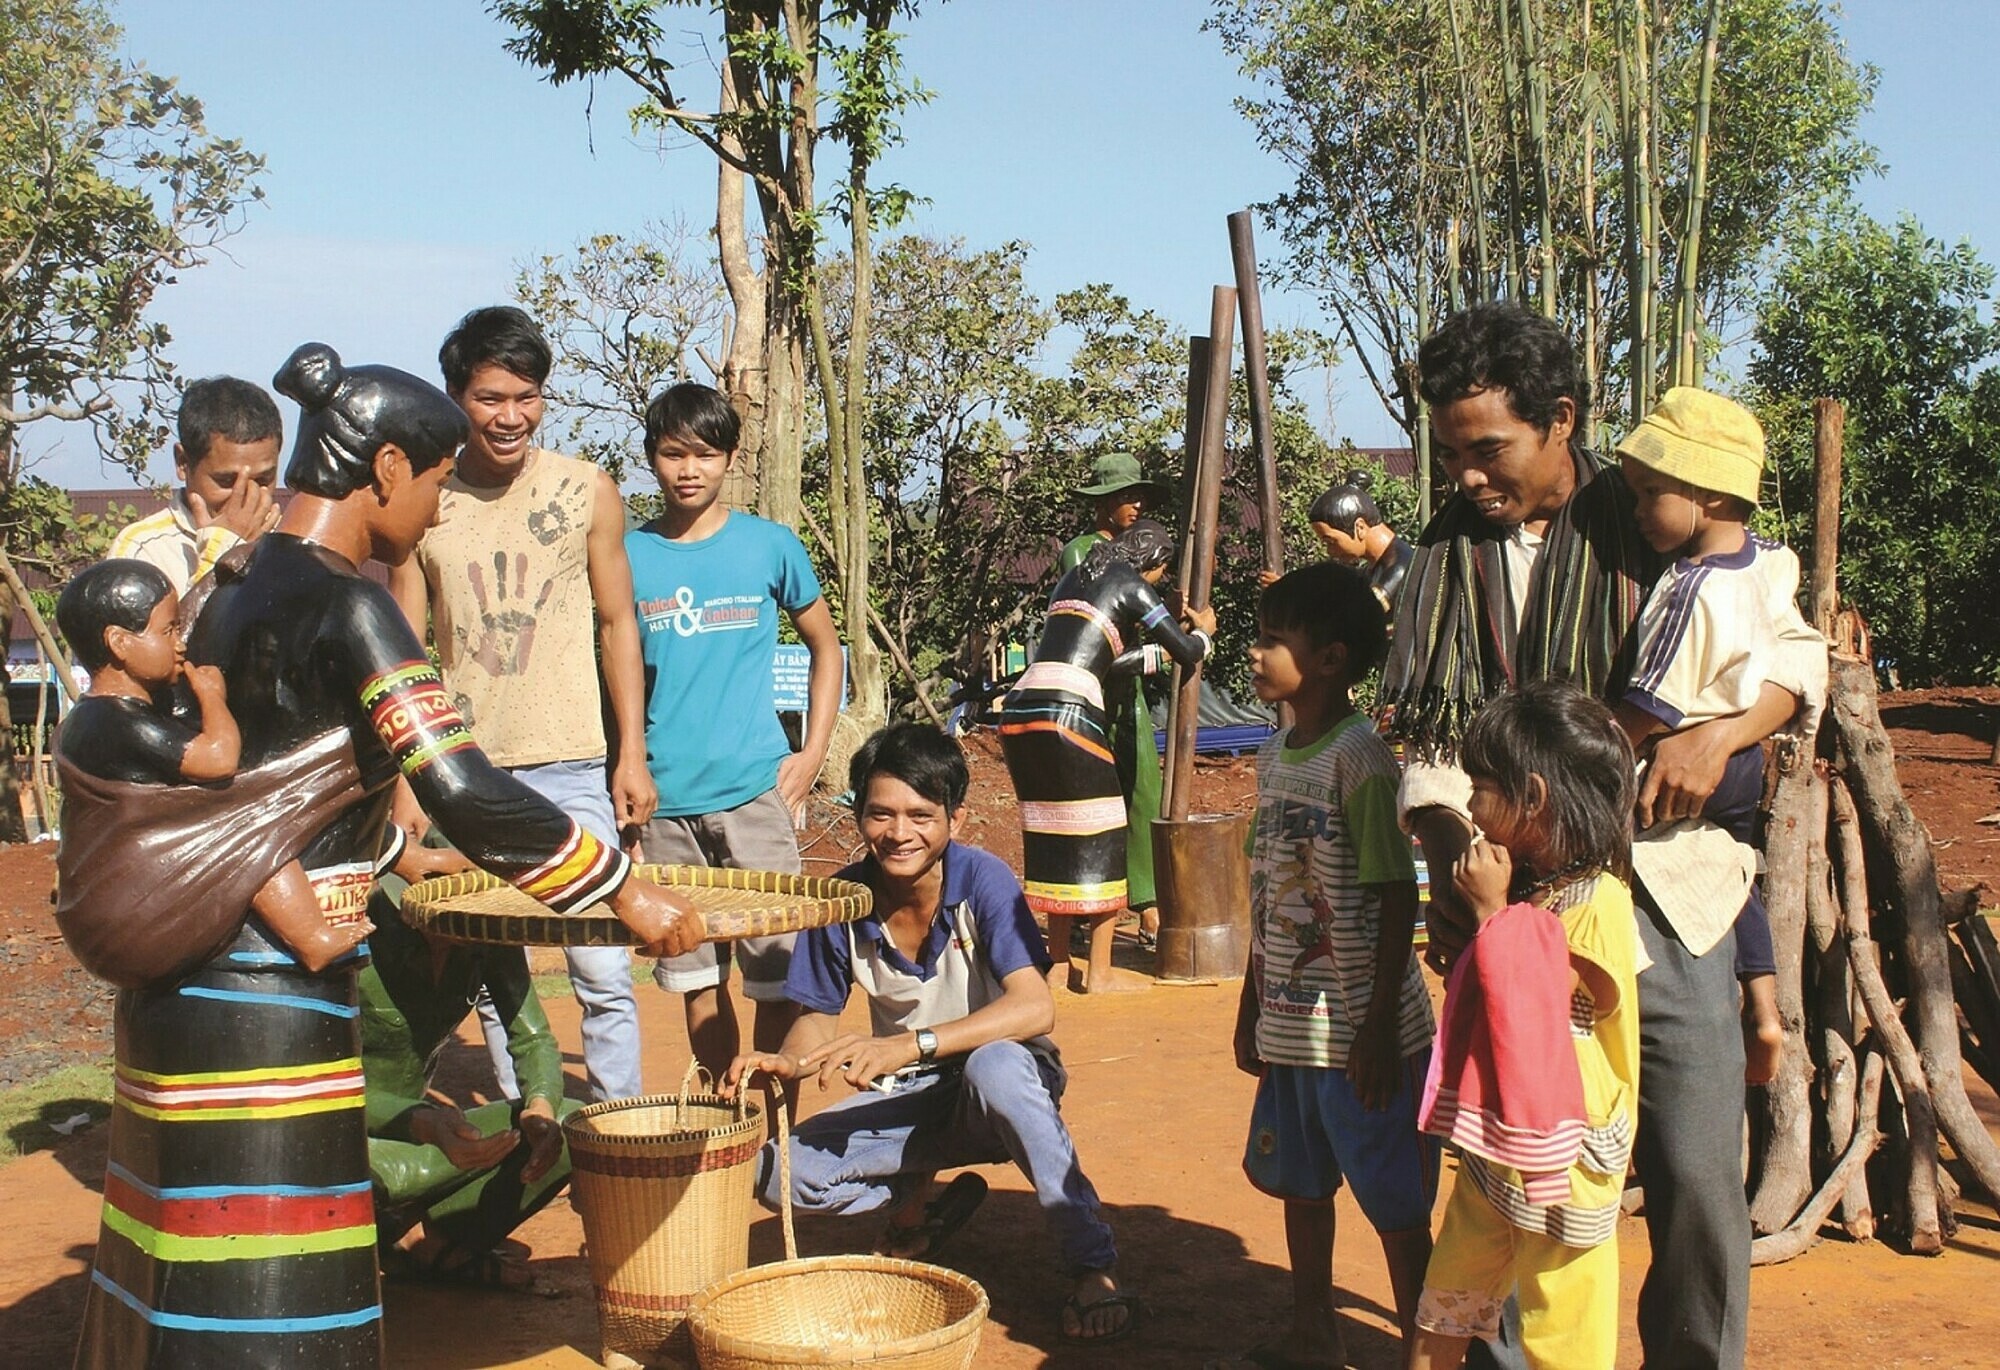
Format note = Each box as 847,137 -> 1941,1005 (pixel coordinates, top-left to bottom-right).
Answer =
29,0 -> 1998,486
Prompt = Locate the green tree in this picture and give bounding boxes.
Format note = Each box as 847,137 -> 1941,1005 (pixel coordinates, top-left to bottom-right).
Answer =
496,0 -> 931,723
1,0 -> 262,839
1751,212 -> 2000,682
814,236 -> 1049,714
1,0 -> 264,479
514,219 -> 731,483
1209,0 -> 1874,441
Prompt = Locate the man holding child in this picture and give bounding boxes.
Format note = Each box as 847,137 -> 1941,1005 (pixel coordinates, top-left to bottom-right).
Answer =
1386,301 -> 1809,1369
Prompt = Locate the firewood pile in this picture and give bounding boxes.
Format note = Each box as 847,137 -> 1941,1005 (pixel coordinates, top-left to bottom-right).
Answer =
1744,401 -> 2000,1263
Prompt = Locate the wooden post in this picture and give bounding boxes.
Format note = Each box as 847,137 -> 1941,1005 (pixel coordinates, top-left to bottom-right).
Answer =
0,548 -> 77,702
1229,210 -> 1293,733
1810,397 -> 1844,637
1228,211 -> 1284,580
1164,287 -> 1236,823
1162,336 -> 1212,821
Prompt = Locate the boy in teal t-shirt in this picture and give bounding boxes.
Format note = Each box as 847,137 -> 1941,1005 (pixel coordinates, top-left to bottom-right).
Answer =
628,382 -> 846,1102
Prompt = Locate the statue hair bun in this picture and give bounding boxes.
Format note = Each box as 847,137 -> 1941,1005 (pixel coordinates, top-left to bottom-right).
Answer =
1342,467 -> 1374,491
273,343 -> 344,411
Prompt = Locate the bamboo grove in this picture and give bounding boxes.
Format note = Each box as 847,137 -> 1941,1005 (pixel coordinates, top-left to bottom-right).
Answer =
1213,0 -> 1874,449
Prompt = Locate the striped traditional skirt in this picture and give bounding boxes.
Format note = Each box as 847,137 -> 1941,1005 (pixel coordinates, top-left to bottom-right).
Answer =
75,887 -> 380,1369
999,688 -> 1129,917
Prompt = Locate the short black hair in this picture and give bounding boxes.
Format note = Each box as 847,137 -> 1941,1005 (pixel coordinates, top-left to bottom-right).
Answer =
1081,517 -> 1176,580
1259,561 -> 1388,677
1459,679 -> 1636,880
438,306 -> 553,391
177,377 -> 282,466
644,381 -> 741,457
849,722 -> 969,815
1418,300 -> 1588,437
1308,469 -> 1384,530
58,559 -> 174,672
274,343 -> 468,497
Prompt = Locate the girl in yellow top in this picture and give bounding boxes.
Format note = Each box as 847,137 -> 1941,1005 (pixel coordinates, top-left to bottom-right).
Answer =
1408,681 -> 1641,1370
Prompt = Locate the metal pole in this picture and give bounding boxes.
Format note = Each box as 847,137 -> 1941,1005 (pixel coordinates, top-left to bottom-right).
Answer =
1166,286 -> 1237,823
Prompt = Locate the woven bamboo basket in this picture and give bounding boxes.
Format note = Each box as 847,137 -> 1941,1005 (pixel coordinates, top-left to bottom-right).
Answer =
401,864 -> 872,947
565,1064 -> 768,1368
686,1082 -> 988,1370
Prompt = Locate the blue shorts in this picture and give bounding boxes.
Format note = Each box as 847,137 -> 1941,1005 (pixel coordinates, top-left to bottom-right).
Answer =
1243,1055 -> 1438,1233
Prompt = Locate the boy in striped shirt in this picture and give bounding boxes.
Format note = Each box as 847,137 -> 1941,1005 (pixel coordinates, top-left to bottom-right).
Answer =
1233,562 -> 1437,1366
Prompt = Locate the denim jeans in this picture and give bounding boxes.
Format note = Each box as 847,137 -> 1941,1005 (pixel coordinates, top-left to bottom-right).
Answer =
475,758 -> 643,1102
758,1040 -> 1118,1273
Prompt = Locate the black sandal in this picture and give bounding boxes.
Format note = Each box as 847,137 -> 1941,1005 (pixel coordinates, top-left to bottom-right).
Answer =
1061,1289 -> 1142,1344
876,1172 -> 988,1261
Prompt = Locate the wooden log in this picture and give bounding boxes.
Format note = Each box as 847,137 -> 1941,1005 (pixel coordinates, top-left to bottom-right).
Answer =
1948,894 -> 2000,1092
1830,773 -> 1943,1253
1808,398 -> 1843,637
1830,653 -> 2000,1204
1807,773 -> 1872,1236
1948,932 -> 2000,1093
1227,211 -> 1284,581
1161,335 -> 1212,821
1749,744 -> 1817,1233
0,549 -> 77,703
1751,1050 -> 1884,1266
1165,287 -> 1235,824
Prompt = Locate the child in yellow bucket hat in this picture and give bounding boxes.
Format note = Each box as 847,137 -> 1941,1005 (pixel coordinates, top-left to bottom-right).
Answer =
1610,387 -> 1828,1085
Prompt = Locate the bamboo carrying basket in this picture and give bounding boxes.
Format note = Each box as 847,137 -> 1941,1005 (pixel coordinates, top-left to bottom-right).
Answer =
401,864 -> 872,947
565,1065 -> 768,1367
686,1082 -> 989,1370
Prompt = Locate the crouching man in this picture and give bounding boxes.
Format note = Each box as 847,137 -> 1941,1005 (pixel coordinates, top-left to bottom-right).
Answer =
722,722 -> 1138,1346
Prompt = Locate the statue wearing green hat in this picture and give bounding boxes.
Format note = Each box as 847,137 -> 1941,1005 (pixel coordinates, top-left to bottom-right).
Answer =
1057,453 -> 1173,944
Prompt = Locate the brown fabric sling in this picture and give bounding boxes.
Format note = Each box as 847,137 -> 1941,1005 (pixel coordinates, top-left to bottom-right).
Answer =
55,728 -> 368,988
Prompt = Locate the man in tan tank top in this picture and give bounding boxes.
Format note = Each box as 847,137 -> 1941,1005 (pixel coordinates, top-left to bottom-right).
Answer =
388,306 -> 655,1102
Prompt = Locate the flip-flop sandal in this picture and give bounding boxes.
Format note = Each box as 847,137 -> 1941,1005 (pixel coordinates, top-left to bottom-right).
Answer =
877,1172 -> 988,1261
1137,928 -> 1158,952
1061,1289 -> 1142,1345
384,1241 -> 546,1296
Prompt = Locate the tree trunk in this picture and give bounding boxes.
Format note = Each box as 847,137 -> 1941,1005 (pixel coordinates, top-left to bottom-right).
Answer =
761,278 -> 806,531
0,582 -> 26,844
1831,654 -> 2000,1205
714,61 -> 768,514
1749,749 -> 1817,1233
1751,1050 -> 1883,1266
1830,772 -> 1942,1252
1806,776 -> 1872,1236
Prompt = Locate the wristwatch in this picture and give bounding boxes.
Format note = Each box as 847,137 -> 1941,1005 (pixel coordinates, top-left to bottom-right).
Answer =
915,1028 -> 939,1066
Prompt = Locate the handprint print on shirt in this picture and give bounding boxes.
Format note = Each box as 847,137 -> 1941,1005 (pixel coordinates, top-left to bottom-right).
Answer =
526,475 -> 581,547
460,550 -> 557,677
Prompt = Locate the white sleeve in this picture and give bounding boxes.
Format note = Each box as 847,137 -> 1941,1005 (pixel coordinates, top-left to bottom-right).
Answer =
1397,757 -> 1472,832
1623,571 -> 1733,729
1761,546 -> 1828,736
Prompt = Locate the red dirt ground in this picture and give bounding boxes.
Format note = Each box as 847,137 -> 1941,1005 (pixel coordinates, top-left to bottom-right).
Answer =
3,696 -> 2000,1366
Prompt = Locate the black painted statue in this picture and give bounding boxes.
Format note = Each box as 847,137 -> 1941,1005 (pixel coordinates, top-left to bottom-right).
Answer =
69,344 -> 701,1370
999,519 -> 1215,994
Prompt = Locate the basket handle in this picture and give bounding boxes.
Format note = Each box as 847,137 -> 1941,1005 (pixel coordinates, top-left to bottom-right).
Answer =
742,1066 -> 799,1263
673,1057 -> 755,1125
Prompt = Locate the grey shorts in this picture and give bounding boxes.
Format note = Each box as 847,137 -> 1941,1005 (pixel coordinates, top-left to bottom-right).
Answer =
646,787 -> 802,1001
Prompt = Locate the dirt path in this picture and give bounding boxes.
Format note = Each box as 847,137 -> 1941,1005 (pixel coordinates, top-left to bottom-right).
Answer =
5,696 -> 2000,1365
